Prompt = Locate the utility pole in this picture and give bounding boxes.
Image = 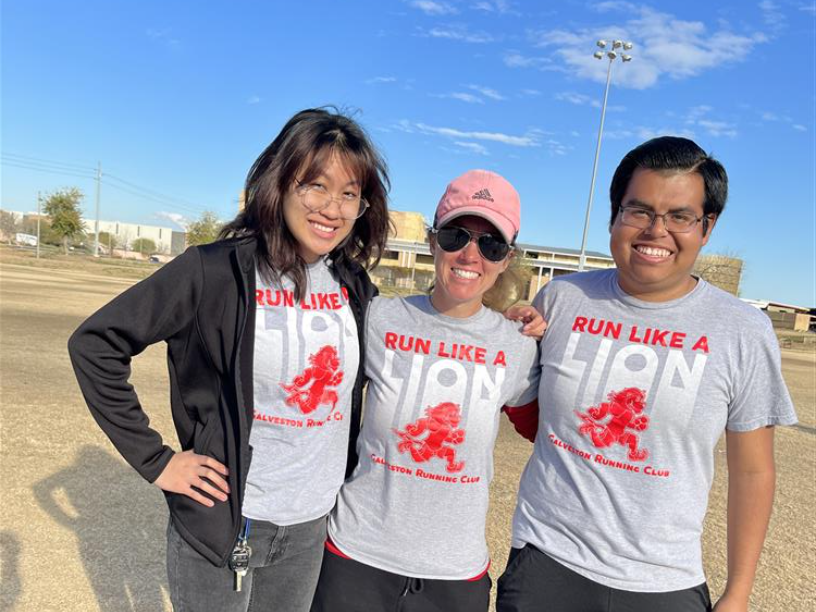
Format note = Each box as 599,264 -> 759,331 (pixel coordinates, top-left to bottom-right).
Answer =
94,162 -> 102,257
36,191 -> 41,259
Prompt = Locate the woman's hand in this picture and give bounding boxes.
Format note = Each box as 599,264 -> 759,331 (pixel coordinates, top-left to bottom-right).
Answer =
504,305 -> 547,340
154,450 -> 230,507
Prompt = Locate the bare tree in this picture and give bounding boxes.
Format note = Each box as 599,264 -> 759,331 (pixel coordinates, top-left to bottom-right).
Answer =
0,211 -> 20,244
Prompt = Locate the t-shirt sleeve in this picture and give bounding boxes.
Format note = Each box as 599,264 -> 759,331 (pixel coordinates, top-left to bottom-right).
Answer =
505,337 -> 541,408
727,314 -> 798,431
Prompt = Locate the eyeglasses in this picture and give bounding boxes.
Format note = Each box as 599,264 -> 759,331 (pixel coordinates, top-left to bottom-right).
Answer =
431,226 -> 512,262
294,180 -> 370,220
619,206 -> 711,234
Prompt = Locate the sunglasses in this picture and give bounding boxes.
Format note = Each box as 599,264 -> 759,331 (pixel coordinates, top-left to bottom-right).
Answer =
431,226 -> 512,262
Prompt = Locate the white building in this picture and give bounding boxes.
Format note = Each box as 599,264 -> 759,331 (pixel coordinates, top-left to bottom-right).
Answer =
81,219 -> 185,255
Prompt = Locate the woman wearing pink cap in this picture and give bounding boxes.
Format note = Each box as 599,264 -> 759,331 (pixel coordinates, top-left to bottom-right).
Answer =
311,170 -> 541,611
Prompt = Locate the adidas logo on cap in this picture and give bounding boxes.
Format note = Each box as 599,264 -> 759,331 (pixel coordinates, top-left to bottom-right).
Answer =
471,189 -> 494,202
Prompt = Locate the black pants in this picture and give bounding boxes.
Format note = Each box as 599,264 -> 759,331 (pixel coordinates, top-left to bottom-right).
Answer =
497,545 -> 712,612
311,547 -> 492,612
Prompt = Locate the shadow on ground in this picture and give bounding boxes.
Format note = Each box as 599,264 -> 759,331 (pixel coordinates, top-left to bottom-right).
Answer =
33,445 -> 168,611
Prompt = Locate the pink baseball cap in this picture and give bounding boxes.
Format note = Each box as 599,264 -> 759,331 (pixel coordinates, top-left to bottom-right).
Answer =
433,169 -> 520,244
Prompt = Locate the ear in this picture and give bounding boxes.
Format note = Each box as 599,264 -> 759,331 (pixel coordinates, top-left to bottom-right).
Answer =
701,215 -> 717,245
499,249 -> 515,272
428,233 -> 438,254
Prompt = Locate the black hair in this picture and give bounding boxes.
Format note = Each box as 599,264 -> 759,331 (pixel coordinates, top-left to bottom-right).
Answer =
220,107 -> 391,299
609,136 -> 728,235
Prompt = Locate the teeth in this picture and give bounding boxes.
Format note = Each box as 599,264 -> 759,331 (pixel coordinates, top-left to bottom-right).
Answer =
311,222 -> 336,233
452,268 -> 479,280
636,246 -> 671,258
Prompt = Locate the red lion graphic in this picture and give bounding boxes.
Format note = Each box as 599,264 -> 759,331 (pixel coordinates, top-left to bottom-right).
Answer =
280,345 -> 343,414
393,402 -> 466,473
576,387 -> 650,461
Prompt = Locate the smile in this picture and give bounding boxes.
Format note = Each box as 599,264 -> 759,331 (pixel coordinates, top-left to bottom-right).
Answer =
635,245 -> 672,258
310,221 -> 337,234
452,268 -> 480,280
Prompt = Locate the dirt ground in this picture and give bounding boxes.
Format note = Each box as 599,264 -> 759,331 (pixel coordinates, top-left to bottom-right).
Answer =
1,249 -> 814,611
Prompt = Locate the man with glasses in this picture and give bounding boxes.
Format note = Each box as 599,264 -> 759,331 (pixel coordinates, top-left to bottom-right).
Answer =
497,137 -> 797,612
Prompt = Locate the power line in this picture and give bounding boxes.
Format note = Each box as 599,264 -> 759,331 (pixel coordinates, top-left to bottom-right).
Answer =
2,152 -> 97,172
1,159 -> 97,180
2,153 -> 217,217
104,172 -> 209,213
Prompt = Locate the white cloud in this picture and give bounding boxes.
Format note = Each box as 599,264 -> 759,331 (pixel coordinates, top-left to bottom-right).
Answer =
155,211 -> 188,229
467,84 -> 506,100
800,3 -> 816,16
503,51 -> 553,69
546,139 -> 571,156
604,125 -> 695,140
246,95 -> 261,105
681,105 -> 738,138
424,25 -> 496,43
555,91 -> 600,108
408,121 -> 541,146
759,0 -> 786,32
593,1 -> 639,12
471,0 -> 516,14
409,0 -> 457,15
366,76 -> 398,84
521,88 -> 542,96
146,28 -> 180,46
758,109 -> 808,131
521,6 -> 767,89
697,119 -> 738,138
453,141 -> 490,154
554,91 -> 625,111
432,92 -> 485,103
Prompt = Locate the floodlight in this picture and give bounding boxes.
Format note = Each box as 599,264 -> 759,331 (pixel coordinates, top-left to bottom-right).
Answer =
613,40 -> 622,49
596,40 -> 607,48
594,51 -> 604,59
622,54 -> 633,62
607,51 -> 617,59
623,42 -> 633,50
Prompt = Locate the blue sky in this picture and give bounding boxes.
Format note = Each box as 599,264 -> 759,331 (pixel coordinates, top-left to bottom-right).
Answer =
3,0 -> 814,306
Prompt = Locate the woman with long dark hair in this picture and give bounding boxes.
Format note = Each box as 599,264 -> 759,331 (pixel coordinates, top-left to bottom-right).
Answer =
69,108 -> 390,611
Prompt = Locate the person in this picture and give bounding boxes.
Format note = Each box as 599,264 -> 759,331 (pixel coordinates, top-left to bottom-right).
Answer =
496,136 -> 798,612
311,169 -> 542,612
68,108 -> 391,612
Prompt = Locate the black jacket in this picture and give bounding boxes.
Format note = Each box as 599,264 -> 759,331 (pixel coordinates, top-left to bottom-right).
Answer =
68,236 -> 376,566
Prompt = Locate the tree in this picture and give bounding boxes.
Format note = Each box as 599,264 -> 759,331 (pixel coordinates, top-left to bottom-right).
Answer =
0,210 -> 20,244
186,211 -> 223,246
131,238 -> 157,255
43,188 -> 85,254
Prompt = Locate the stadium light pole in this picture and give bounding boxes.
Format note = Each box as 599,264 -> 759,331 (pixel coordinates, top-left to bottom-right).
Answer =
577,39 -> 633,272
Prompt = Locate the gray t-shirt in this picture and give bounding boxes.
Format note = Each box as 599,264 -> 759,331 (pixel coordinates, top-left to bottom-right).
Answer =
243,258 -> 359,525
512,269 -> 797,592
329,295 -> 540,579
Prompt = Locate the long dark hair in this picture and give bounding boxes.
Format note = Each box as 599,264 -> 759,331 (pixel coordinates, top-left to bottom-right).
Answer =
220,108 -> 391,299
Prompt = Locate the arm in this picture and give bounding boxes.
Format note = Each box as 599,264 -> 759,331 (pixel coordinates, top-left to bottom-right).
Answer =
68,247 -> 228,506
503,400 -> 539,442
503,304 -> 547,340
713,426 -> 776,612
